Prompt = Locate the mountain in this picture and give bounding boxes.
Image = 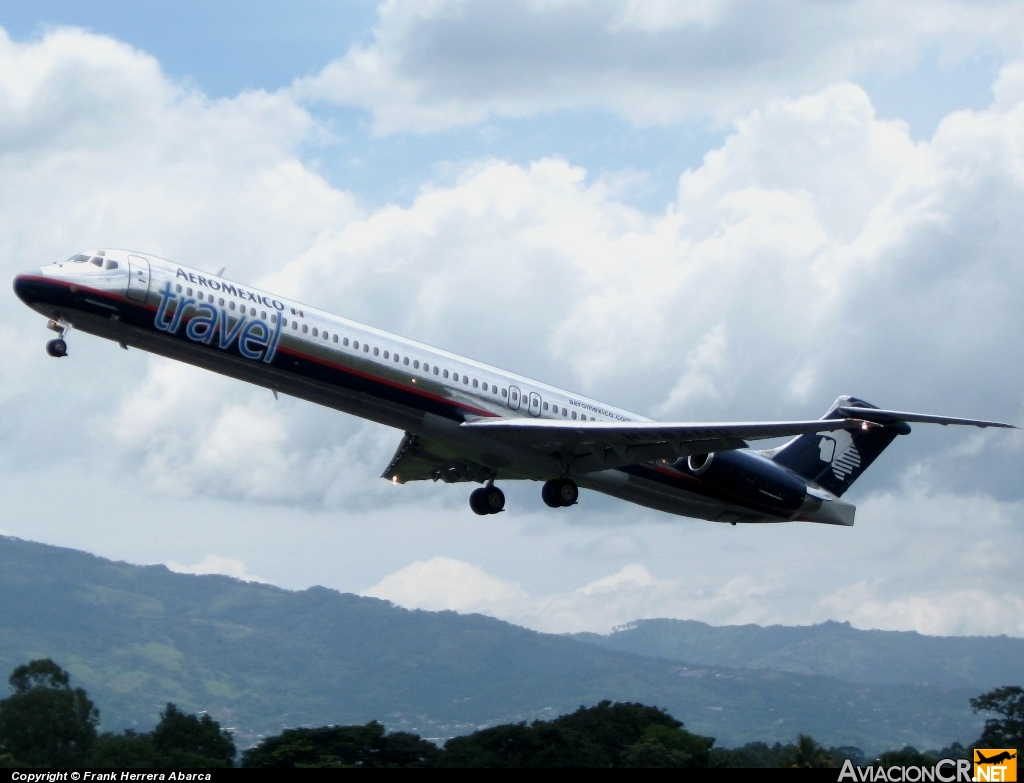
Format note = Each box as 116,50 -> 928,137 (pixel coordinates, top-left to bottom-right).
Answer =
573,619 -> 1024,689
0,535 -> 997,752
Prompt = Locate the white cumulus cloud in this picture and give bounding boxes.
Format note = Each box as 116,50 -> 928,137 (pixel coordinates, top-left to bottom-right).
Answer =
292,0 -> 1024,132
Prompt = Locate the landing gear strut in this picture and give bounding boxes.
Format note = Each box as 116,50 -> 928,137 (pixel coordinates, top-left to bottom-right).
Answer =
470,485 -> 505,515
45,319 -> 68,358
542,478 -> 578,508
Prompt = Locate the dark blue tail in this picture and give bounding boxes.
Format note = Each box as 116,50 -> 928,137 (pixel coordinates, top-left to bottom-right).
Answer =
769,396 -> 910,497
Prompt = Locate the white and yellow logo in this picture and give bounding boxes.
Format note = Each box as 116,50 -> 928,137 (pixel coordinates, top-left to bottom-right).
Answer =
974,749 -> 1017,782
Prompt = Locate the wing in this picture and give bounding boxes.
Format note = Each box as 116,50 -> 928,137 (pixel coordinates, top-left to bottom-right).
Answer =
459,417 -> 869,467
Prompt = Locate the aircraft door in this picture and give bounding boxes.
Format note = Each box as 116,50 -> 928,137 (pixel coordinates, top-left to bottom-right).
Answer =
529,392 -> 542,417
126,255 -> 151,302
508,385 -> 521,411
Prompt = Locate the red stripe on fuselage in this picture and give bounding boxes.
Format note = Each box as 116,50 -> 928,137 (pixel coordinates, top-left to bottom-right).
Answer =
20,275 -> 499,420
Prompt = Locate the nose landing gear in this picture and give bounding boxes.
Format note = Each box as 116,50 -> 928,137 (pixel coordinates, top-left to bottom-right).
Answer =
542,478 -> 578,508
45,319 -> 69,358
469,483 -> 505,515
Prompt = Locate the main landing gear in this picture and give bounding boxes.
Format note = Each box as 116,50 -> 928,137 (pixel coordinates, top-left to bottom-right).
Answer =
542,478 -> 578,508
469,483 -> 505,515
45,319 -> 68,358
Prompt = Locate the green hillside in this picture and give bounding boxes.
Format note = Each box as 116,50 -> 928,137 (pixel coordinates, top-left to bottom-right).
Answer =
574,619 -> 1024,688
0,536 -> 989,752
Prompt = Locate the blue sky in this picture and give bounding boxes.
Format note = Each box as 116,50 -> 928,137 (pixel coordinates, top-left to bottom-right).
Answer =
1,0 -> 1023,636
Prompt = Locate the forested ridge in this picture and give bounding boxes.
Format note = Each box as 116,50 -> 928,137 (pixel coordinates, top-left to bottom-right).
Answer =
2,659 -> 1021,768
0,535 -> 1005,751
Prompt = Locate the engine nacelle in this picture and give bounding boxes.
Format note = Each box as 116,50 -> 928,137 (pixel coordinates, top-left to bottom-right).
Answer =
680,449 -> 807,515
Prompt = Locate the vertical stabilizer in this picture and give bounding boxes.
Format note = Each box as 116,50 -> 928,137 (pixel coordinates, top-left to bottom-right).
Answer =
769,396 -> 910,496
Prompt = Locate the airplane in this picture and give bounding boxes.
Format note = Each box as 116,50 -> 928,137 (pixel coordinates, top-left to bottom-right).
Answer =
13,249 -> 1015,525
976,751 -> 1016,765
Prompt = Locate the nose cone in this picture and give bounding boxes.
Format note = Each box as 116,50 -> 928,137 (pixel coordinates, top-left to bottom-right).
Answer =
13,270 -> 42,305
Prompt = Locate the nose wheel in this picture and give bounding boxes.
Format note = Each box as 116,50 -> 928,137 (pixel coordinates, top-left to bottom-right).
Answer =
470,485 -> 505,515
542,478 -> 578,508
46,338 -> 68,358
44,319 -> 69,358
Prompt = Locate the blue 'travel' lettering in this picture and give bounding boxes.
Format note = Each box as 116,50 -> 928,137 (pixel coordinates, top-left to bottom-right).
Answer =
153,282 -> 282,363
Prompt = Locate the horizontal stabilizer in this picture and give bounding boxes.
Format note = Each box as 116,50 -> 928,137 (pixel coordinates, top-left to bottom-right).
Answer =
837,406 -> 1015,429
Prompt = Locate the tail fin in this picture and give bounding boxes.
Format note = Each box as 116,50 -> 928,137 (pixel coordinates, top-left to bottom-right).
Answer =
768,396 -> 910,497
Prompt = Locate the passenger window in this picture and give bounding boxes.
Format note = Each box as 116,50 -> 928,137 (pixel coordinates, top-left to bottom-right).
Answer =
433,367 -> 439,375
414,360 -> 420,369
394,354 -> 400,362
323,331 -> 328,340
452,372 -> 457,381
302,325 -> 308,334
353,340 -> 359,349
343,337 -> 349,346
105,260 -> 118,270
250,307 -> 257,317
383,350 -> 389,359
423,363 -> 429,372
472,379 -> 478,388
270,314 -> 276,324
363,344 -> 369,353
176,284 -> 182,293
291,321 -> 297,330
261,311 -> 267,320
463,376 -> 469,385
312,328 -> 318,337
502,389 -> 507,397
572,411 -> 577,420
333,335 -> 338,343
443,369 -> 448,378
186,288 -> 193,296
229,301 -> 235,310
543,402 -> 549,411
373,347 -> 379,356
218,298 -> 224,306
403,357 -> 409,366
562,408 -> 567,416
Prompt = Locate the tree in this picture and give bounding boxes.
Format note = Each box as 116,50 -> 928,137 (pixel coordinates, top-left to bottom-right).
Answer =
778,734 -> 835,768
436,701 -> 714,768
0,659 -> 98,767
242,722 -> 440,768
90,731 -> 159,767
971,686 -> 1024,748
152,703 -> 235,767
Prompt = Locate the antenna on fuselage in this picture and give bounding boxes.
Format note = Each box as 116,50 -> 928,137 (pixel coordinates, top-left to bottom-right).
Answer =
216,266 -> 226,277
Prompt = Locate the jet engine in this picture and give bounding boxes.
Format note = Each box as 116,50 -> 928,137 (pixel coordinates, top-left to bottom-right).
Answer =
679,449 -> 807,515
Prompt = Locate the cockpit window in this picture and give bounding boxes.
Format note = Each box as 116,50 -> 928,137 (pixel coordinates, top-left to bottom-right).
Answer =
105,260 -> 118,270
69,254 -> 91,263
90,257 -> 103,266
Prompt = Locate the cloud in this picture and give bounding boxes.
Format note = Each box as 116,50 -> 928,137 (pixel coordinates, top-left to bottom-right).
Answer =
292,0 -> 1024,132
4,22 -> 1023,513
165,554 -> 273,584
366,478 -> 1024,635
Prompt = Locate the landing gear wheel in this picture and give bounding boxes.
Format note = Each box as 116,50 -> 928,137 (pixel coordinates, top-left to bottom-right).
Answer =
470,486 -> 505,515
542,478 -> 578,508
469,488 -> 488,515
45,338 -> 67,358
483,486 -> 505,513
